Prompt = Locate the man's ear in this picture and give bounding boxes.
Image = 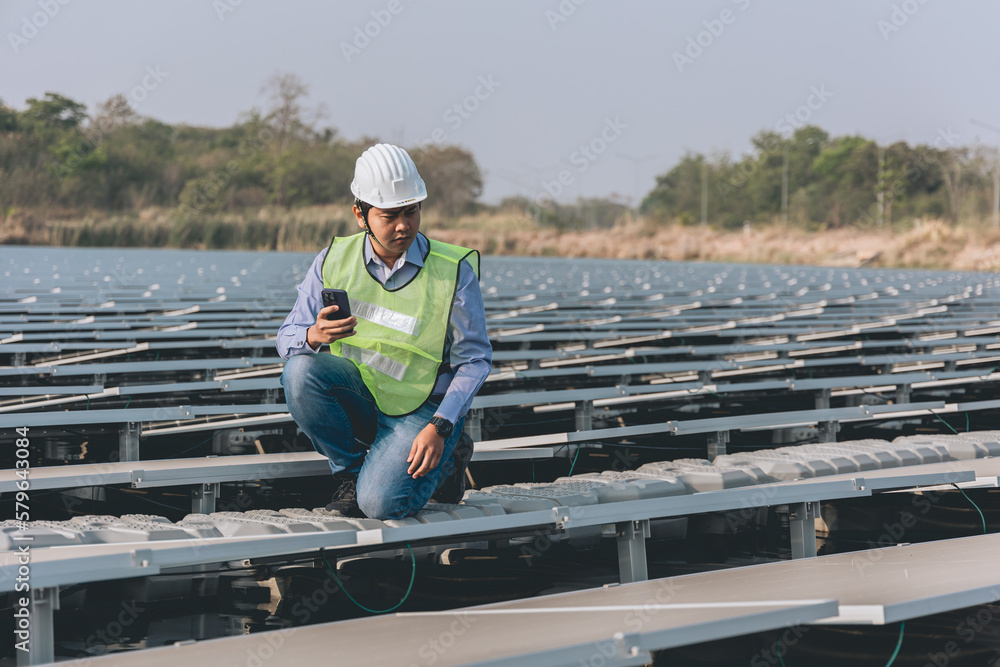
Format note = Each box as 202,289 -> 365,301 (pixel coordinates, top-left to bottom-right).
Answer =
352,205 -> 366,230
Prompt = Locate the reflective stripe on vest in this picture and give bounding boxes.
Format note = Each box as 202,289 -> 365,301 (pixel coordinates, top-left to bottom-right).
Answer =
350,298 -> 421,336
321,232 -> 479,417
340,343 -> 408,381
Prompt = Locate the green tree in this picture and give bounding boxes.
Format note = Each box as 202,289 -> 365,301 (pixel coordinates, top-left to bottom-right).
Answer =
641,152 -> 706,225
0,99 -> 17,133
23,92 -> 86,130
410,144 -> 483,218
811,136 -> 877,227
259,72 -> 327,207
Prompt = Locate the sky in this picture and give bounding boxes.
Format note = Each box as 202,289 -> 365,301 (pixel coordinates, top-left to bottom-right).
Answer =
2,0 -> 999,206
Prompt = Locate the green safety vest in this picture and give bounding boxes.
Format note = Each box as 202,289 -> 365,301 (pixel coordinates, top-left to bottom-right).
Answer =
321,232 -> 480,416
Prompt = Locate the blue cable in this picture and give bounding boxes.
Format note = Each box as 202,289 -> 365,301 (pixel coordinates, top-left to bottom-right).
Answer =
952,483 -> 987,534
567,445 -> 582,477
777,621 -> 904,666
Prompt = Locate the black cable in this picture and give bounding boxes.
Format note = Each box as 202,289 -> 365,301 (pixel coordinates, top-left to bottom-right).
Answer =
110,487 -> 188,513
168,433 -> 216,458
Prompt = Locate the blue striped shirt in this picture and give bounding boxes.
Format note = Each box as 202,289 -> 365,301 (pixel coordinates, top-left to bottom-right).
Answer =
276,233 -> 492,423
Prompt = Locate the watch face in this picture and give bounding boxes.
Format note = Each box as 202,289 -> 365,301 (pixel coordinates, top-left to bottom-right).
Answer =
433,417 -> 453,436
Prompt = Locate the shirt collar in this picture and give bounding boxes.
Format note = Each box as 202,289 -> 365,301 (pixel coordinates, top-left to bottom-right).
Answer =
363,233 -> 426,270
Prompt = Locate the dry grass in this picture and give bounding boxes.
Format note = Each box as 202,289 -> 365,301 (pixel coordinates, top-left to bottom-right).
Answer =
432,217 -> 1000,272
1,206 -> 355,251
5,207 -> 1000,272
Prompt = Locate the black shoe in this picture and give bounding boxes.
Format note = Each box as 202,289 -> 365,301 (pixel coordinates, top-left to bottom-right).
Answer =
433,432 -> 474,505
325,472 -> 365,517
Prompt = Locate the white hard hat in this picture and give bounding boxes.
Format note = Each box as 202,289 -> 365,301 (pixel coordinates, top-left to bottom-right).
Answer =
350,143 -> 427,209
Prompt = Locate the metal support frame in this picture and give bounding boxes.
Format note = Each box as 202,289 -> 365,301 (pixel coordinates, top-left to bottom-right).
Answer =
18,586 -> 58,666
895,384 -> 912,405
615,519 -> 650,583
788,501 -> 820,559
575,400 -> 594,431
3,470 -> 971,601
817,421 -> 839,443
814,388 -> 831,410
464,408 -> 483,441
13,352 -> 25,367
263,388 -> 280,404
192,483 -> 220,514
707,431 -> 729,459
119,421 -> 141,462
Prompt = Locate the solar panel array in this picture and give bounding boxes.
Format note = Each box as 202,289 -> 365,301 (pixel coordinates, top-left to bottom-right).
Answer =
5,246 -> 1000,522
4,246 -> 1000,663
5,249 -> 1000,461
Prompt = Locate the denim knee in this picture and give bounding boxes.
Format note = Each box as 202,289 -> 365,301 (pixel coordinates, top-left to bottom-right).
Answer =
279,354 -> 312,399
356,485 -> 402,520
357,481 -> 428,521
281,353 -> 359,399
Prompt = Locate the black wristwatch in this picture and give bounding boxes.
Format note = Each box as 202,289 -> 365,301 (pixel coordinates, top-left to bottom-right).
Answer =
430,416 -> 454,438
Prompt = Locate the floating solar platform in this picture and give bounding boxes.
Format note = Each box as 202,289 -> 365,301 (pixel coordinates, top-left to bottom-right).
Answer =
5,247 -> 1000,664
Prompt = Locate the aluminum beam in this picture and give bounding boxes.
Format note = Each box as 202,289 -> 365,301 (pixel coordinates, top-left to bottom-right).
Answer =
58,597 -> 838,667
0,449 -> 557,494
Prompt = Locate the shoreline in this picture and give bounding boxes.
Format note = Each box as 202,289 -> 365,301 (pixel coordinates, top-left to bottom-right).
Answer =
4,210 -> 1000,273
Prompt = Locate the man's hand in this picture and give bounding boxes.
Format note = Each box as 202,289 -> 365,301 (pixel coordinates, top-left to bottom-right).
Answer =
306,305 -> 358,349
407,423 -> 445,478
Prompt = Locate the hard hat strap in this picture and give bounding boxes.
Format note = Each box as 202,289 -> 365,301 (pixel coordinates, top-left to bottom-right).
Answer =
355,197 -> 394,253
365,219 -> 393,253
355,198 -> 373,223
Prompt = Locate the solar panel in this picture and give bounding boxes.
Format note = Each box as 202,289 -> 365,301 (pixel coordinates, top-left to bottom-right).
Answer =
7,247 -> 1000,663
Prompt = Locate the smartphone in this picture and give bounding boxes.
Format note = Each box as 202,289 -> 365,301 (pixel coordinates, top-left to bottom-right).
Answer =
321,289 -> 352,321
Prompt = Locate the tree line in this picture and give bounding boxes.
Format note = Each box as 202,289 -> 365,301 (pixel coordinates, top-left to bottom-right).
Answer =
2,74 -> 998,235
0,74 -> 484,222
640,125 -> 1000,230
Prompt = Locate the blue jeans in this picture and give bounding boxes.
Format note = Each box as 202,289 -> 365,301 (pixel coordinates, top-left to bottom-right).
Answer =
280,353 -> 465,520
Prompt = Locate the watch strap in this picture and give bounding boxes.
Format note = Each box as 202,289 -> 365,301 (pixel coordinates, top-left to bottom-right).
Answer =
430,416 -> 454,437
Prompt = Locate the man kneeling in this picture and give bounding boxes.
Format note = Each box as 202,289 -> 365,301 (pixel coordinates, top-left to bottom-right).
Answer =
276,143 -> 491,519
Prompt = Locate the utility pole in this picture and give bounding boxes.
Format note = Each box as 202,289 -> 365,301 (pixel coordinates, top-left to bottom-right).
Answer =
994,165 -> 1000,229
876,144 -> 885,229
970,119 -> 1000,228
781,143 -> 789,225
701,158 -> 708,226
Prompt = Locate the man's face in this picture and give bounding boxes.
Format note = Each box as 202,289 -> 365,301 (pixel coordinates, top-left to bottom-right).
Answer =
355,202 -> 421,257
